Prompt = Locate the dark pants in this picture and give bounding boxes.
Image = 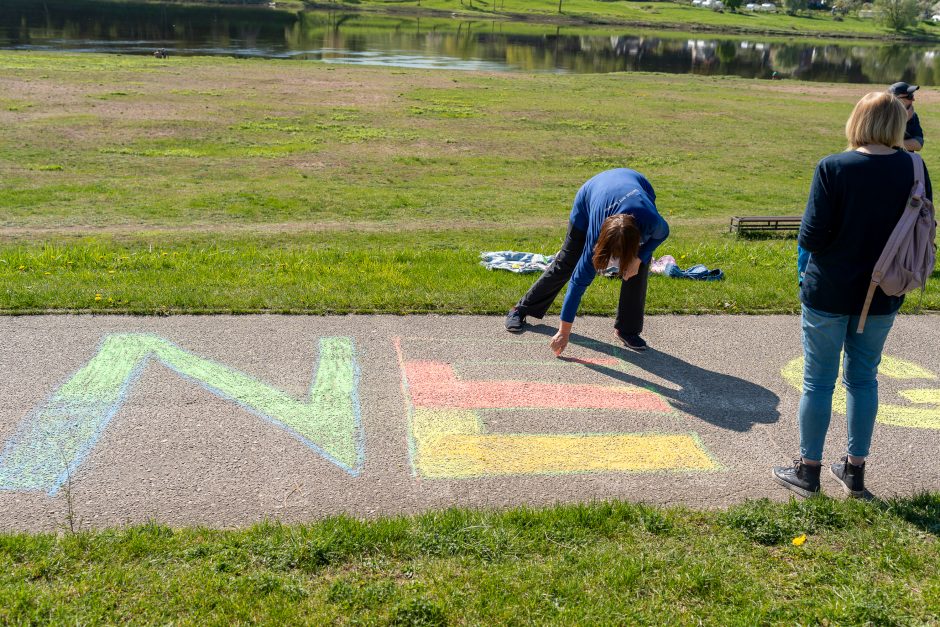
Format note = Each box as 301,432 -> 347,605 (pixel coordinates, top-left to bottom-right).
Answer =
515,223 -> 650,336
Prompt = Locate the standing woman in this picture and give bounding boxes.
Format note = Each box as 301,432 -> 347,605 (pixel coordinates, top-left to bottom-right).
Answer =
504,168 -> 669,356
773,92 -> 932,498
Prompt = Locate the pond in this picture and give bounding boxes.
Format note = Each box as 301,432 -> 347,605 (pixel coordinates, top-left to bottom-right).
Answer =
3,0 -> 940,84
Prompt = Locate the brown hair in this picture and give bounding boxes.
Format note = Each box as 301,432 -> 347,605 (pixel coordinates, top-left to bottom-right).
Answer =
593,214 -> 640,277
845,91 -> 906,150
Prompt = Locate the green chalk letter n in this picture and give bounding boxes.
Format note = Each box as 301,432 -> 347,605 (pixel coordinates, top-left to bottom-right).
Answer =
0,334 -> 363,494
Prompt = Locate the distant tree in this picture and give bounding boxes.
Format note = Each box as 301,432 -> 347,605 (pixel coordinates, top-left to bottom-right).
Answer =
876,0 -> 920,29
783,0 -> 810,14
831,0 -> 862,13
725,0 -> 744,11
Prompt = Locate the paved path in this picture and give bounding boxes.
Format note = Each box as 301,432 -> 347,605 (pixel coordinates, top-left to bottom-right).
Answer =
1,315 -> 938,531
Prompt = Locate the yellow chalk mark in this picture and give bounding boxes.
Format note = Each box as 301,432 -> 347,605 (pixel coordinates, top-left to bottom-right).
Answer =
413,408 -> 480,439
412,409 -> 716,478
875,406 -> 940,429
781,356 -> 940,430
879,356 -> 937,380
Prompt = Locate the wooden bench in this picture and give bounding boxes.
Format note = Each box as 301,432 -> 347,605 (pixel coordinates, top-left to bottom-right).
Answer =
730,215 -> 802,233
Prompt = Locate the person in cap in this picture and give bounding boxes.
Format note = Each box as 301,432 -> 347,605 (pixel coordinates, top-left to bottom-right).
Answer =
888,81 -> 924,152
504,168 -> 669,356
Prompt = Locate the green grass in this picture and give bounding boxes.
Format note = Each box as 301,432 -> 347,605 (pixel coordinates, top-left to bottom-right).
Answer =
0,229 -> 812,314
344,0 -> 940,40
1,51 -> 938,314
2,494 -> 938,624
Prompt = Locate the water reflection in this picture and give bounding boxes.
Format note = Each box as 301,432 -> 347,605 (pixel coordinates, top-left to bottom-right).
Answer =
2,0 -> 940,84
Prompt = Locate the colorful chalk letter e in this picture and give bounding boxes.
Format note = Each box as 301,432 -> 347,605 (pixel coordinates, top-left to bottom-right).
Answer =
0,334 -> 363,494
396,338 -> 717,478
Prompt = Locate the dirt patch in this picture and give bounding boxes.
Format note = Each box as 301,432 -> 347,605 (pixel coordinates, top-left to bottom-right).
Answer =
0,217 -> 562,240
754,81 -> 937,103
0,61 -> 466,129
0,215 -> 727,241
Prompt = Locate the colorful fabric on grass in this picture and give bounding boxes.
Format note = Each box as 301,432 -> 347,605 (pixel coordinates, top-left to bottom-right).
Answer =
651,255 -> 724,281
480,251 -> 556,274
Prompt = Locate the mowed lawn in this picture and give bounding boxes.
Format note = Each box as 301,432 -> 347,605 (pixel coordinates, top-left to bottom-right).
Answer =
1,51 -> 938,314
2,496 -> 939,624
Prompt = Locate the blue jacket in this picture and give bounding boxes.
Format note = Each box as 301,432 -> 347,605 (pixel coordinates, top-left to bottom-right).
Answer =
906,112 -> 924,146
561,169 -> 669,323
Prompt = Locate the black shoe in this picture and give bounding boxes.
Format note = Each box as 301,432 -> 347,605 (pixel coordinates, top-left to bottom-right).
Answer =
616,331 -> 648,352
772,459 -> 822,498
830,456 -> 867,498
505,307 -> 526,333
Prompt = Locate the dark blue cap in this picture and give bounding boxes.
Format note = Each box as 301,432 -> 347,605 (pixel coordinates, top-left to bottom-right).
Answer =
888,81 -> 918,97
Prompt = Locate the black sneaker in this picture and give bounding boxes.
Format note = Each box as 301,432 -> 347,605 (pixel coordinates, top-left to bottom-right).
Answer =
616,331 -> 648,352
772,459 -> 822,498
505,307 -> 526,333
830,456 -> 867,498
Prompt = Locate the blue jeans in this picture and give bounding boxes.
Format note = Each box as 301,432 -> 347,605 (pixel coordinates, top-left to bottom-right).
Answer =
799,304 -> 897,462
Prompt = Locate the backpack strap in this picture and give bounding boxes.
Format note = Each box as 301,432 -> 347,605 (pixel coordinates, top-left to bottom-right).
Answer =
857,282 -> 878,334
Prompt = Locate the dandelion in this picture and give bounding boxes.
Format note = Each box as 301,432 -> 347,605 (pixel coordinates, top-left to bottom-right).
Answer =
95,293 -> 102,301
44,272 -> 51,276
792,534 -> 807,546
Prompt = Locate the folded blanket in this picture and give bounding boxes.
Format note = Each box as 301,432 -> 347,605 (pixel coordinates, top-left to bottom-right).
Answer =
481,251 -> 555,274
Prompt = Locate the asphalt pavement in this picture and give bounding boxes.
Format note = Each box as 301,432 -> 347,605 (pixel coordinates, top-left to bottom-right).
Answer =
1,314 -> 937,531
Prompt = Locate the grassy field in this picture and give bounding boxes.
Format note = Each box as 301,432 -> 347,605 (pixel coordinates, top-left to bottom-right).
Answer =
1,51 -> 938,315
339,0 -> 940,40
2,495 -> 938,624
3,48 -> 940,625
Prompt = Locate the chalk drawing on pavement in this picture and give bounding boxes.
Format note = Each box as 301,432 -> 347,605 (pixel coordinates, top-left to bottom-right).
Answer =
782,354 -> 940,429
395,338 -> 718,478
0,334 -> 364,495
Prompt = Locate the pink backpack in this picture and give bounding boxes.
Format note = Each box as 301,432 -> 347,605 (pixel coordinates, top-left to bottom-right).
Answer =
858,152 -> 937,333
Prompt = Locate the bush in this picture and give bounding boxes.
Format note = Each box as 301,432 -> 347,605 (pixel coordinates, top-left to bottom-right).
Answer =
876,0 -> 920,29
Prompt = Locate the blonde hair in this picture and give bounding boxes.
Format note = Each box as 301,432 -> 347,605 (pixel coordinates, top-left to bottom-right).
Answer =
845,91 -> 906,150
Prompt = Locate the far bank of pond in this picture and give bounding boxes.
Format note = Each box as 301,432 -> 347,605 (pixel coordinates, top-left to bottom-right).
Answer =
307,0 -> 940,42
4,0 -> 940,84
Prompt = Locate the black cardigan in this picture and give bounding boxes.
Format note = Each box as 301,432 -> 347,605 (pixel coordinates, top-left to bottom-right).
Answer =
799,149 -> 933,316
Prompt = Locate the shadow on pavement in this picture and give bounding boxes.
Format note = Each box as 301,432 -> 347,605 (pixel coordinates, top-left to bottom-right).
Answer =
526,324 -> 781,433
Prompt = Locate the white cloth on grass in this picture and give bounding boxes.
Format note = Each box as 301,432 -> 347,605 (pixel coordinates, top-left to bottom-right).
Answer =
480,251 -> 555,274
